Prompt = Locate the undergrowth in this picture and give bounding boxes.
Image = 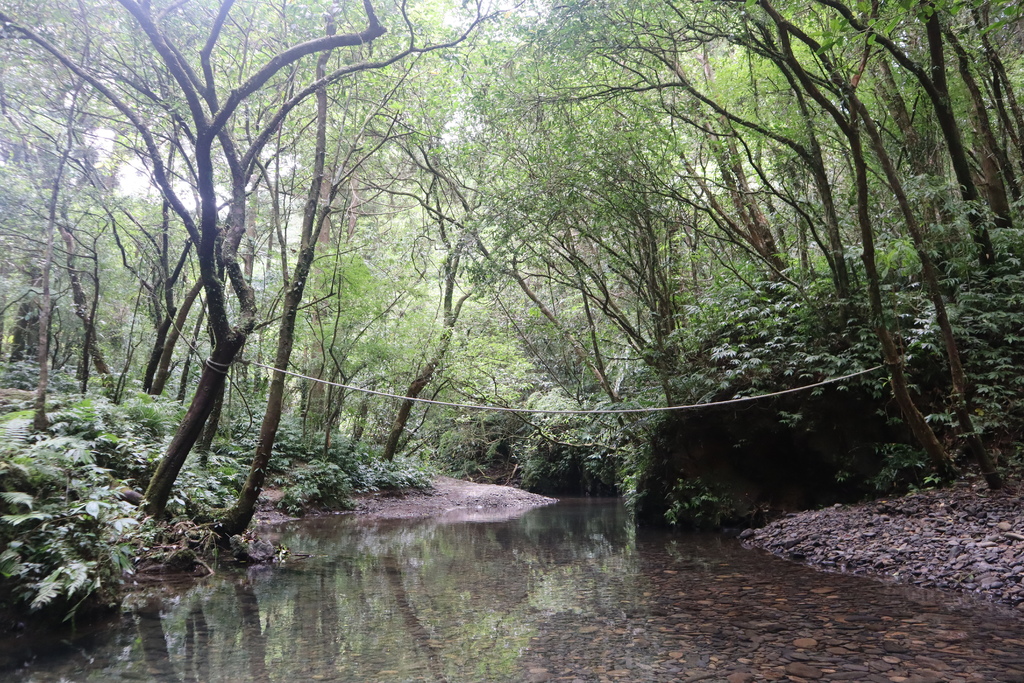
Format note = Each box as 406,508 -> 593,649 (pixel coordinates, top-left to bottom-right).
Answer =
236,420 -> 434,515
0,396 -> 431,624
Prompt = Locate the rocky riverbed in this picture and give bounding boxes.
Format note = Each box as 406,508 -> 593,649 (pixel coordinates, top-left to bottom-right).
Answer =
743,479 -> 1024,608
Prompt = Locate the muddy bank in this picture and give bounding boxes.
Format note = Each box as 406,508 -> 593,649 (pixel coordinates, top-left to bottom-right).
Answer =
255,476 -> 557,526
743,479 -> 1024,608
349,475 -> 557,520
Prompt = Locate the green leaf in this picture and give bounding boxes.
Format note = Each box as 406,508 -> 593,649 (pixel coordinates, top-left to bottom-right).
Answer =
110,517 -> 138,533
85,500 -> 101,518
30,570 -> 64,611
0,491 -> 34,510
0,548 -> 23,577
1,512 -> 53,526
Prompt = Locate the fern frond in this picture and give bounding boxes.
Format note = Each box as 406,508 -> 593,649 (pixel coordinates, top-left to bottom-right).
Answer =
2,416 -> 32,443
0,548 -> 24,577
0,491 -> 34,510
1,512 -> 53,526
64,562 -> 92,595
30,570 -> 64,611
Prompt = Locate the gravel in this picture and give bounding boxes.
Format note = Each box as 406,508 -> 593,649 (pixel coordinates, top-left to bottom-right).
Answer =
742,480 -> 1024,607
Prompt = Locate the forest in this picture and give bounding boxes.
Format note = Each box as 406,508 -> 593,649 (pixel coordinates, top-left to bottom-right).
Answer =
1,0 -> 1022,627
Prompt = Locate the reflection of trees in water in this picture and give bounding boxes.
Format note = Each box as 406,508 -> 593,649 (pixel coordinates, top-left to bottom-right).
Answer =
136,596 -> 177,680
182,600 -> 209,683
384,553 -> 450,683
17,506 -> 1024,682
234,580 -> 269,683
272,504 -> 636,679
34,502 -> 642,682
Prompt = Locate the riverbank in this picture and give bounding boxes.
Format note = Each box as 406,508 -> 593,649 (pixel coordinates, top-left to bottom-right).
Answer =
254,475 -> 557,526
350,475 -> 558,519
743,478 -> 1024,608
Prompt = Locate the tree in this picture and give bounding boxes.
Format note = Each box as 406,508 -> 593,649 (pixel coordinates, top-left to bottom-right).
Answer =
218,15 -> 410,534
0,0 -> 486,517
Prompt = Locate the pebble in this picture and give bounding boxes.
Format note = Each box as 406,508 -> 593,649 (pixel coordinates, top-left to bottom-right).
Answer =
745,482 -> 1024,607
786,661 -> 824,678
512,533 -> 1024,683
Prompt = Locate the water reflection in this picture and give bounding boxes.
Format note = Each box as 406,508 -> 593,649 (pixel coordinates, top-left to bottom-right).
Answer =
5,499 -> 1024,682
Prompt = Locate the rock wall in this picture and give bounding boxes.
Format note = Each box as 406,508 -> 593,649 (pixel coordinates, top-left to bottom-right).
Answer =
635,385 -> 907,526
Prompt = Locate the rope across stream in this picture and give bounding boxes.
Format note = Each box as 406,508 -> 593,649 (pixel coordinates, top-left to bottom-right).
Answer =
233,359 -> 885,416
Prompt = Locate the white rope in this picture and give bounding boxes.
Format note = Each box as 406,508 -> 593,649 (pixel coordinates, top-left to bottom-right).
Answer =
242,359 -> 885,416
166,307 -> 883,416
204,358 -> 231,375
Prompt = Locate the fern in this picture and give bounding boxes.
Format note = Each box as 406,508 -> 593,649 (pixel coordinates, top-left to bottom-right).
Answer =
2,416 -> 32,443
2,511 -> 53,526
64,561 -> 93,596
30,569 -> 65,611
0,490 -> 34,509
0,547 -> 24,577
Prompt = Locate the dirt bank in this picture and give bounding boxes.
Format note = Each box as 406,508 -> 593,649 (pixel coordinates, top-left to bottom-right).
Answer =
254,476 -> 557,527
743,479 -> 1024,608
350,475 -> 557,520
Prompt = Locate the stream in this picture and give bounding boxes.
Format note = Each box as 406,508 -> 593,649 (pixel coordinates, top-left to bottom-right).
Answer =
4,498 -> 1024,682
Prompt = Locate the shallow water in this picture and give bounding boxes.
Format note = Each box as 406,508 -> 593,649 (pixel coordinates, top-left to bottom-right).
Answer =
4,499 -> 1024,682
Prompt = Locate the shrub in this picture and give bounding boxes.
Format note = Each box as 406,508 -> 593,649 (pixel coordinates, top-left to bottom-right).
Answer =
0,436 -> 138,622
272,434 -> 433,515
0,361 -> 79,394
664,477 -> 739,529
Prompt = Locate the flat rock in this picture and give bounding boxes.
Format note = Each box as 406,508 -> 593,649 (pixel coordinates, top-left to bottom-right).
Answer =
785,661 -> 823,678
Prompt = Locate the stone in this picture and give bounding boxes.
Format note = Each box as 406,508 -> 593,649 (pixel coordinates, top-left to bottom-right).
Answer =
229,534 -> 248,560
248,539 -> 276,563
741,484 -> 1024,609
906,673 -> 944,683
793,638 -> 819,649
915,656 -> 950,670
726,674 -> 754,683
785,662 -> 823,679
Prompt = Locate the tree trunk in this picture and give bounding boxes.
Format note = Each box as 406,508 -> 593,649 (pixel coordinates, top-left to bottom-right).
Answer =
150,280 -> 204,396
922,9 -> 996,266
850,131 -> 957,477
177,305 -> 206,403
144,336 -> 242,517
33,151 -> 68,432
972,7 -> 1024,200
858,101 -> 1001,489
218,33 -> 337,536
351,393 -> 371,441
945,27 -> 1014,234
9,294 -> 39,362
812,0 -> 998,267
57,222 -> 109,392
382,293 -> 467,461
197,381 -> 225,452
759,0 -> 957,476
142,316 -> 173,393
510,264 -> 620,402
382,368 -> 436,462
